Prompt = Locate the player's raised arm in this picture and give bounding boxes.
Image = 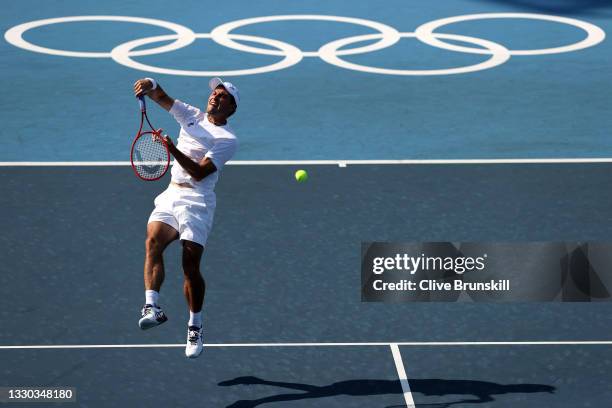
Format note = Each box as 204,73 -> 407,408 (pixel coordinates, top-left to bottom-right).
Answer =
133,78 -> 175,112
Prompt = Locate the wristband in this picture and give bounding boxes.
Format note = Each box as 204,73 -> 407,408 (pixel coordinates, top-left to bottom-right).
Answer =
145,77 -> 158,91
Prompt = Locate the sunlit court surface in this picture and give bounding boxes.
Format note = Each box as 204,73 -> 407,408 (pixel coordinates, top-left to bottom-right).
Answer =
2,0 -> 612,407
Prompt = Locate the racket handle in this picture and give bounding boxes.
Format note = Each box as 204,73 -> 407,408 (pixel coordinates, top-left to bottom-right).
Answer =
138,95 -> 146,112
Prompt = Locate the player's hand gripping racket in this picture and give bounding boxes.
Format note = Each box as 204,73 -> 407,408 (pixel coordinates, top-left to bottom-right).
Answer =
130,96 -> 170,181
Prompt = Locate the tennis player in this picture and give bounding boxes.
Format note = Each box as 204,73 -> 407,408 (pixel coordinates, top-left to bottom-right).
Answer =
133,77 -> 239,358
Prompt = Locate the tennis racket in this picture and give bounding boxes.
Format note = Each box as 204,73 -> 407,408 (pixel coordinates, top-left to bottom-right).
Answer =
130,96 -> 170,181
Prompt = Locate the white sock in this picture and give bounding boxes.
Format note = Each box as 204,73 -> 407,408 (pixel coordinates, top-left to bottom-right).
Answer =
189,311 -> 202,328
145,290 -> 159,307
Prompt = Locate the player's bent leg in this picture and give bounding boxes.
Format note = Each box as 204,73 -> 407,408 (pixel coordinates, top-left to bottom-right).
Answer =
145,221 -> 179,291
139,221 -> 179,330
182,240 -> 205,311
182,240 -> 205,358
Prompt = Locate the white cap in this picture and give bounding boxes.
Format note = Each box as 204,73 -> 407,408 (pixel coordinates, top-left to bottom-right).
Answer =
209,77 -> 240,107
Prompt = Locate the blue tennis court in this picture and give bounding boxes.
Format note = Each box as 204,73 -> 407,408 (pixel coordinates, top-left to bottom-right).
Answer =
1,0 -> 612,407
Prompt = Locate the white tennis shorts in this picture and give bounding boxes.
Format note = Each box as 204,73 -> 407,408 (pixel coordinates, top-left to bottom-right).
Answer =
148,185 -> 215,247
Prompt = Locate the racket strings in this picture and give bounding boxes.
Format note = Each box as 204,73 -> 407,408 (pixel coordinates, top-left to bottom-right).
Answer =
132,131 -> 168,180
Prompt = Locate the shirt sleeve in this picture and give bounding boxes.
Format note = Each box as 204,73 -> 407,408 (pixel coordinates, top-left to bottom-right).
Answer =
169,99 -> 201,128
205,138 -> 238,170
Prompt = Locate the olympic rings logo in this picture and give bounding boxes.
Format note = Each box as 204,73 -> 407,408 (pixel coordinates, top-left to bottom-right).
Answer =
4,14 -> 606,76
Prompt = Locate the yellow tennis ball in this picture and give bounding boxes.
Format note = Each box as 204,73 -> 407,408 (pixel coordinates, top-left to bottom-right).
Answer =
295,169 -> 308,183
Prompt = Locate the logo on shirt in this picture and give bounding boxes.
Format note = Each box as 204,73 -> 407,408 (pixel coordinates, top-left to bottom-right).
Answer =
187,122 -> 195,127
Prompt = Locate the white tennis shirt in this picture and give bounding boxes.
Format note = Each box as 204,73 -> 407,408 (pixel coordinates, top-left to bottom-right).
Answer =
169,99 -> 238,196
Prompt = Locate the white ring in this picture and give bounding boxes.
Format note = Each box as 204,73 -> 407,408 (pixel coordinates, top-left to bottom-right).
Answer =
319,32 -> 511,75
111,33 -> 303,76
3,15 -> 196,58
210,15 -> 401,58
415,13 -> 606,56
4,14 -> 606,76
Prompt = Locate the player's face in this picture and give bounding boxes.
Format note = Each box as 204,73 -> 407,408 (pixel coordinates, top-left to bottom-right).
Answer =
206,86 -> 235,117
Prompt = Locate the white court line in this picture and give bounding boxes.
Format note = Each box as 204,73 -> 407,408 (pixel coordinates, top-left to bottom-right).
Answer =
1,158 -> 612,166
1,340 -> 612,349
390,343 -> 416,408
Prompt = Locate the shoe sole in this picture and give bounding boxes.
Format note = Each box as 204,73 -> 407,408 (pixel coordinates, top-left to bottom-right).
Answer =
138,317 -> 168,330
185,348 -> 203,359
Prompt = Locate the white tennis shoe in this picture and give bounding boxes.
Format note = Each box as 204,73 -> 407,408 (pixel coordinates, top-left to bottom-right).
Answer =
185,325 -> 204,358
138,304 -> 168,330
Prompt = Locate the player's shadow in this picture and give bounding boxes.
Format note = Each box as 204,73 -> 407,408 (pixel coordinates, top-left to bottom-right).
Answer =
472,0 -> 612,16
219,376 -> 555,407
